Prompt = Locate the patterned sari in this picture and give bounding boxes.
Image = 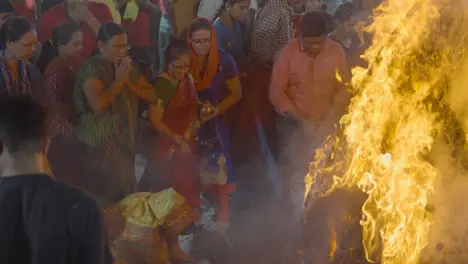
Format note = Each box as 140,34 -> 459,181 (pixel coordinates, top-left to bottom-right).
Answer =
138,73 -> 201,209
0,50 -> 34,97
73,55 -> 139,207
44,56 -> 84,187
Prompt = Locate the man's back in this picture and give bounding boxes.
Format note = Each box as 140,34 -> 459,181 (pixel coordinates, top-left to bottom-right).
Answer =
0,174 -> 112,264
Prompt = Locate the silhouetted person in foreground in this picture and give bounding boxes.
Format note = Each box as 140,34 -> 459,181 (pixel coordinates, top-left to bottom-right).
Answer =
0,96 -> 112,264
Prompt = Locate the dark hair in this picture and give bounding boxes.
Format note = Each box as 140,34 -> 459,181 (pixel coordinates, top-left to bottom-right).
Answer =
37,23 -> 81,73
52,22 -> 81,52
300,11 -> 327,38
164,39 -> 189,69
214,0 -> 243,21
214,0 -> 228,21
0,96 -> 47,154
0,1 -> 14,14
321,3 -> 327,12
0,17 -> 34,48
97,22 -> 126,43
188,19 -> 212,38
334,2 -> 355,22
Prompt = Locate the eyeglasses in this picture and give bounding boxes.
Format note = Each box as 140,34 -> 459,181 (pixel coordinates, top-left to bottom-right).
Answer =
110,43 -> 131,52
170,63 -> 189,71
192,38 -> 211,46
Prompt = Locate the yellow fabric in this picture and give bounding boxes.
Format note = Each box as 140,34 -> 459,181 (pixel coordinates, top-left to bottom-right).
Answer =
91,0 -> 139,24
119,189 -> 186,227
123,2 -> 139,21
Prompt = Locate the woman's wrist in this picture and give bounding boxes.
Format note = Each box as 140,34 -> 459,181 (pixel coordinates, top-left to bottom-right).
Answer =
173,135 -> 185,145
213,106 -> 221,116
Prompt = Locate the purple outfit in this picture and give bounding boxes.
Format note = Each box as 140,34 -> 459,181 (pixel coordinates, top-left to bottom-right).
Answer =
197,49 -> 238,187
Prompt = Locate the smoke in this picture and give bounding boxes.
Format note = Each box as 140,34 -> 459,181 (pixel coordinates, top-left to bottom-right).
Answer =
422,45 -> 468,263
423,139 -> 468,263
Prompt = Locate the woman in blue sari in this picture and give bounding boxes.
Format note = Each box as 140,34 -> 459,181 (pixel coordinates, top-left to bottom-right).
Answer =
188,18 -> 242,230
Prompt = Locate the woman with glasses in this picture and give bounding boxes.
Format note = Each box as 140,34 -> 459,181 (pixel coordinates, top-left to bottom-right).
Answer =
188,18 -> 242,231
0,17 -> 41,98
0,17 -> 54,175
139,39 -> 200,209
137,39 -> 199,262
73,22 -> 157,207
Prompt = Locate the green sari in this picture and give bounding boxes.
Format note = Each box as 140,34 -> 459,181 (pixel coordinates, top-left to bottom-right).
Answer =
73,55 -> 139,206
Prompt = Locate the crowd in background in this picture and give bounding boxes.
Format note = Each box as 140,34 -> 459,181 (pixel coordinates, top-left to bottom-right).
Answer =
0,0 -> 380,263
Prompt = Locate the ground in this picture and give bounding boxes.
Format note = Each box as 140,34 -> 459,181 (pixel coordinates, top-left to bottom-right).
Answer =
135,152 -> 297,264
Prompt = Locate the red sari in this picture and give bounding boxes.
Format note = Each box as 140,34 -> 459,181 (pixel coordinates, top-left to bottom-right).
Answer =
139,74 -> 201,209
44,56 -> 85,188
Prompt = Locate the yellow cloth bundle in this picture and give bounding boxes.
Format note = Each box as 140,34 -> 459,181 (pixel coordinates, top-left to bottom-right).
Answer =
119,189 -> 186,228
91,0 -> 140,24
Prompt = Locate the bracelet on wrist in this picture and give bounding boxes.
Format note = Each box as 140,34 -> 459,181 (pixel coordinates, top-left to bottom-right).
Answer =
175,139 -> 185,146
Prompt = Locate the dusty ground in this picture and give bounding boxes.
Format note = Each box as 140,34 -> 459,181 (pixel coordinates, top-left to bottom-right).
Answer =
193,201 -> 296,264
135,155 -> 298,264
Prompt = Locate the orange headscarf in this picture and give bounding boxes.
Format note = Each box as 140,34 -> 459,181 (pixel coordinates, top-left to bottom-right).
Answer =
188,17 -> 219,91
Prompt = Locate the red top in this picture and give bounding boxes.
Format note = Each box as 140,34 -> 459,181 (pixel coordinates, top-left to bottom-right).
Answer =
38,2 -> 113,69
13,3 -> 35,22
121,10 -> 151,48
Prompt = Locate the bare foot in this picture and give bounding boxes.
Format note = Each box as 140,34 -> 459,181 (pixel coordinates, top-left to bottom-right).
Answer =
170,240 -> 195,262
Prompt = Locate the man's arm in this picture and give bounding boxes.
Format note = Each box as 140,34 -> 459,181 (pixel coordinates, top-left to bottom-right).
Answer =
140,0 -> 161,15
327,45 -> 352,123
269,44 -> 298,118
278,9 -> 291,48
86,2 -> 114,36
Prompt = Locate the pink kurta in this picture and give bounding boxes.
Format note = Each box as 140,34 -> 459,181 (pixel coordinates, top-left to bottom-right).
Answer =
269,38 -> 351,121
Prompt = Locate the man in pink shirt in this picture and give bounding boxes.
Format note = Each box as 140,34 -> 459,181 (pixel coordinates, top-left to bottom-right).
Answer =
269,11 -> 351,217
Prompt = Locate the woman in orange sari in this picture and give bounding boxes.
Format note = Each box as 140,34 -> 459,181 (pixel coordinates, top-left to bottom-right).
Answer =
138,39 -> 201,210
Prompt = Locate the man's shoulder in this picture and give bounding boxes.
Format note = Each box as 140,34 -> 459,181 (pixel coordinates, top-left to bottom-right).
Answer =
2,174 -> 98,209
44,178 -> 98,206
282,39 -> 300,52
325,38 -> 345,51
88,2 -> 113,22
38,3 -> 65,24
267,0 -> 288,12
88,2 -> 110,11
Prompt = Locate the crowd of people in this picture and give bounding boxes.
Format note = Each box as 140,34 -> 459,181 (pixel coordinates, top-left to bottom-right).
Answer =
0,0 -> 379,263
